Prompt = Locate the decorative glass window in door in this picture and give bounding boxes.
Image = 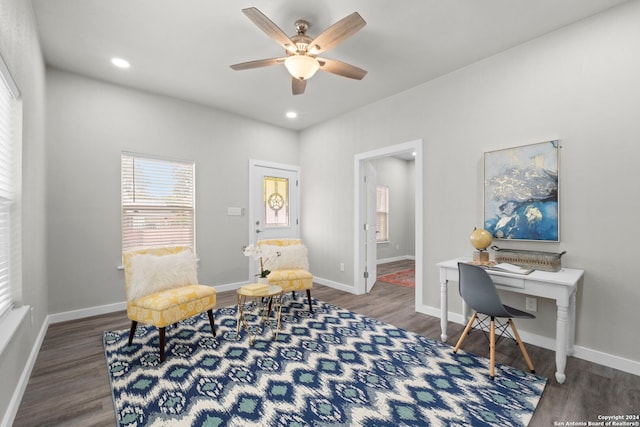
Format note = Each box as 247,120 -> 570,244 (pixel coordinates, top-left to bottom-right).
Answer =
263,176 -> 289,227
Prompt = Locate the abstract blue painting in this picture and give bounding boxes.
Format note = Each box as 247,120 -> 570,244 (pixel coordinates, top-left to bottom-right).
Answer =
484,140 -> 559,241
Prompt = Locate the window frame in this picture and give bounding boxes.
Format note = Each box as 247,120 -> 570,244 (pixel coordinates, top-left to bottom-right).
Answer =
121,152 -> 196,253
0,54 -> 22,324
376,185 -> 390,243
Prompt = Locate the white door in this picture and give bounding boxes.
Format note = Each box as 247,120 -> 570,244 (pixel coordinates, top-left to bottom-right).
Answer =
251,161 -> 300,241
364,161 -> 378,292
249,160 -> 300,279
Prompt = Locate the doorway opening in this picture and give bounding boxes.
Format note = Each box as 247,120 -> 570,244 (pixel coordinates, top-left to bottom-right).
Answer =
354,139 -> 423,310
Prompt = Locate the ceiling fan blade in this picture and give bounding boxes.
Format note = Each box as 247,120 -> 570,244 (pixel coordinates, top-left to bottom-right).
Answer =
318,58 -> 367,80
242,7 -> 296,53
230,57 -> 286,71
309,12 -> 366,54
292,78 -> 307,95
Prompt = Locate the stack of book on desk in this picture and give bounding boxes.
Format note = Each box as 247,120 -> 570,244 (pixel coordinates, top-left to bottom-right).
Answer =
486,262 -> 533,275
240,283 -> 270,295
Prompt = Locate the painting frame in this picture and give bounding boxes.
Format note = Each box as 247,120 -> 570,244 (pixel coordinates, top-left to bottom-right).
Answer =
484,140 -> 560,242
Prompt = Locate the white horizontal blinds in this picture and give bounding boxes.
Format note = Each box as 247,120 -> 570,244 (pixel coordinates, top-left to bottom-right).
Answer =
0,62 -> 17,320
0,202 -> 10,320
376,185 -> 389,242
121,153 -> 195,252
0,77 -> 13,200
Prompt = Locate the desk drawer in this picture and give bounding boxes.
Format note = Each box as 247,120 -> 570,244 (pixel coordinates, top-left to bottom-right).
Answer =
492,275 -> 525,289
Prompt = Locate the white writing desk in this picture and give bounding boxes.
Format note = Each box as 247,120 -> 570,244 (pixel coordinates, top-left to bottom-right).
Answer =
437,258 -> 584,383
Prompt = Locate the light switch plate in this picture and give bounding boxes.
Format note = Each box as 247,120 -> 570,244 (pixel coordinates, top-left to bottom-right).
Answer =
227,207 -> 243,216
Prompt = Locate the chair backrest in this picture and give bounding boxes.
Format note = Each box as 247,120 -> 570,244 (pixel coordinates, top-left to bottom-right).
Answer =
457,262 -> 509,317
256,239 -> 309,271
122,246 -> 198,301
257,238 -> 302,247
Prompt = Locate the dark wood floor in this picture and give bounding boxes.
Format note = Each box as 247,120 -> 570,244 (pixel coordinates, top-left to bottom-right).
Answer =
13,264 -> 639,426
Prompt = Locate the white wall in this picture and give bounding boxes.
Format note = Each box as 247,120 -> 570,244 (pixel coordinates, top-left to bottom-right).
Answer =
45,69 -> 299,313
0,0 -> 47,422
299,1 -> 640,364
372,157 -> 415,261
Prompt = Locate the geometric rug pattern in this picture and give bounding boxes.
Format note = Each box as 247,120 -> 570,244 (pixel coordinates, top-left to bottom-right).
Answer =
377,268 -> 416,288
103,299 -> 546,426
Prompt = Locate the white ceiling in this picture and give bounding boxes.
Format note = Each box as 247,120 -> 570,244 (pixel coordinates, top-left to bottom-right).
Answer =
31,0 -> 628,131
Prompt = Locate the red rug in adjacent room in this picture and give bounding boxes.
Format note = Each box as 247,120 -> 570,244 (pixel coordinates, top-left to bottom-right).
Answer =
377,268 -> 415,287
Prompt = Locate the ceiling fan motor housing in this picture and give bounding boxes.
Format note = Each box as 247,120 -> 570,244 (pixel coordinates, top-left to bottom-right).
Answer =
290,21 -> 315,55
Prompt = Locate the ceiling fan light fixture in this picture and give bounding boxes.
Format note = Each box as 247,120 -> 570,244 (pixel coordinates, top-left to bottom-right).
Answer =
284,55 -> 319,80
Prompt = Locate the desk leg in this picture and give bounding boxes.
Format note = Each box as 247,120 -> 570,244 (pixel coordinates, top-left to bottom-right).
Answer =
440,279 -> 448,342
568,292 -> 577,356
555,304 -> 569,384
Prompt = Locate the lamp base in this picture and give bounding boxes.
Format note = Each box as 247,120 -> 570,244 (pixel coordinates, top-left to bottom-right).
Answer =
473,250 -> 490,263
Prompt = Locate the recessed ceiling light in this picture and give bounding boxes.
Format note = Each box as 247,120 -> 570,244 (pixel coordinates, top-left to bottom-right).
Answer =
286,111 -> 298,119
412,151 -> 417,156
111,57 -> 130,69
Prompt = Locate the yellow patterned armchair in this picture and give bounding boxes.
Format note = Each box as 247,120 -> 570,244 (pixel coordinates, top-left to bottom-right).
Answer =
257,238 -> 313,311
122,246 -> 217,362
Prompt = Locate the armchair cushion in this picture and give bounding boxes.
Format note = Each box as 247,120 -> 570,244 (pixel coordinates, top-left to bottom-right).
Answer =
127,284 -> 216,328
127,248 -> 198,301
266,269 -> 313,292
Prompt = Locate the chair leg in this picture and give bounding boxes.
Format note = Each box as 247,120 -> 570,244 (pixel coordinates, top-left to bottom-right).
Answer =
207,309 -> 216,337
291,291 -> 296,299
306,289 -> 313,312
159,327 -> 166,363
489,317 -> 496,380
454,312 -> 477,353
128,321 -> 137,346
508,319 -> 535,373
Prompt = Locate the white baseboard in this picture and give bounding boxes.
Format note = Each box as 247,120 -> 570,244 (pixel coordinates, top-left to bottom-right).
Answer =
572,345 -> 640,377
416,302 -> 640,377
313,276 -> 362,295
49,301 -> 127,324
377,255 -> 415,265
212,281 -> 247,293
2,313 -> 50,427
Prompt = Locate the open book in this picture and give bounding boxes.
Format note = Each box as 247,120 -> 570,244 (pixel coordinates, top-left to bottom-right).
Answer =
486,262 -> 533,275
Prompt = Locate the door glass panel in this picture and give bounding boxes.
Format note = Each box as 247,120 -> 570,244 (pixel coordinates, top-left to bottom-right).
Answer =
263,176 -> 289,227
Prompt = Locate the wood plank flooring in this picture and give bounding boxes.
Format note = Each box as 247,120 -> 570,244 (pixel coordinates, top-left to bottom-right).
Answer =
13,263 -> 639,426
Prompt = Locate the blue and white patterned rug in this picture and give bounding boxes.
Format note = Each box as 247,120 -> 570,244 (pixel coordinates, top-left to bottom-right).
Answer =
103,299 -> 546,426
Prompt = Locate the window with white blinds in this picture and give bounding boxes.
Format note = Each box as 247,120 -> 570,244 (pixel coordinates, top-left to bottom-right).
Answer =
0,55 -> 21,322
376,185 -> 389,242
121,153 -> 195,252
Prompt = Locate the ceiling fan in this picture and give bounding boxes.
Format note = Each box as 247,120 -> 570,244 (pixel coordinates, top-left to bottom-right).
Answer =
230,7 -> 367,95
